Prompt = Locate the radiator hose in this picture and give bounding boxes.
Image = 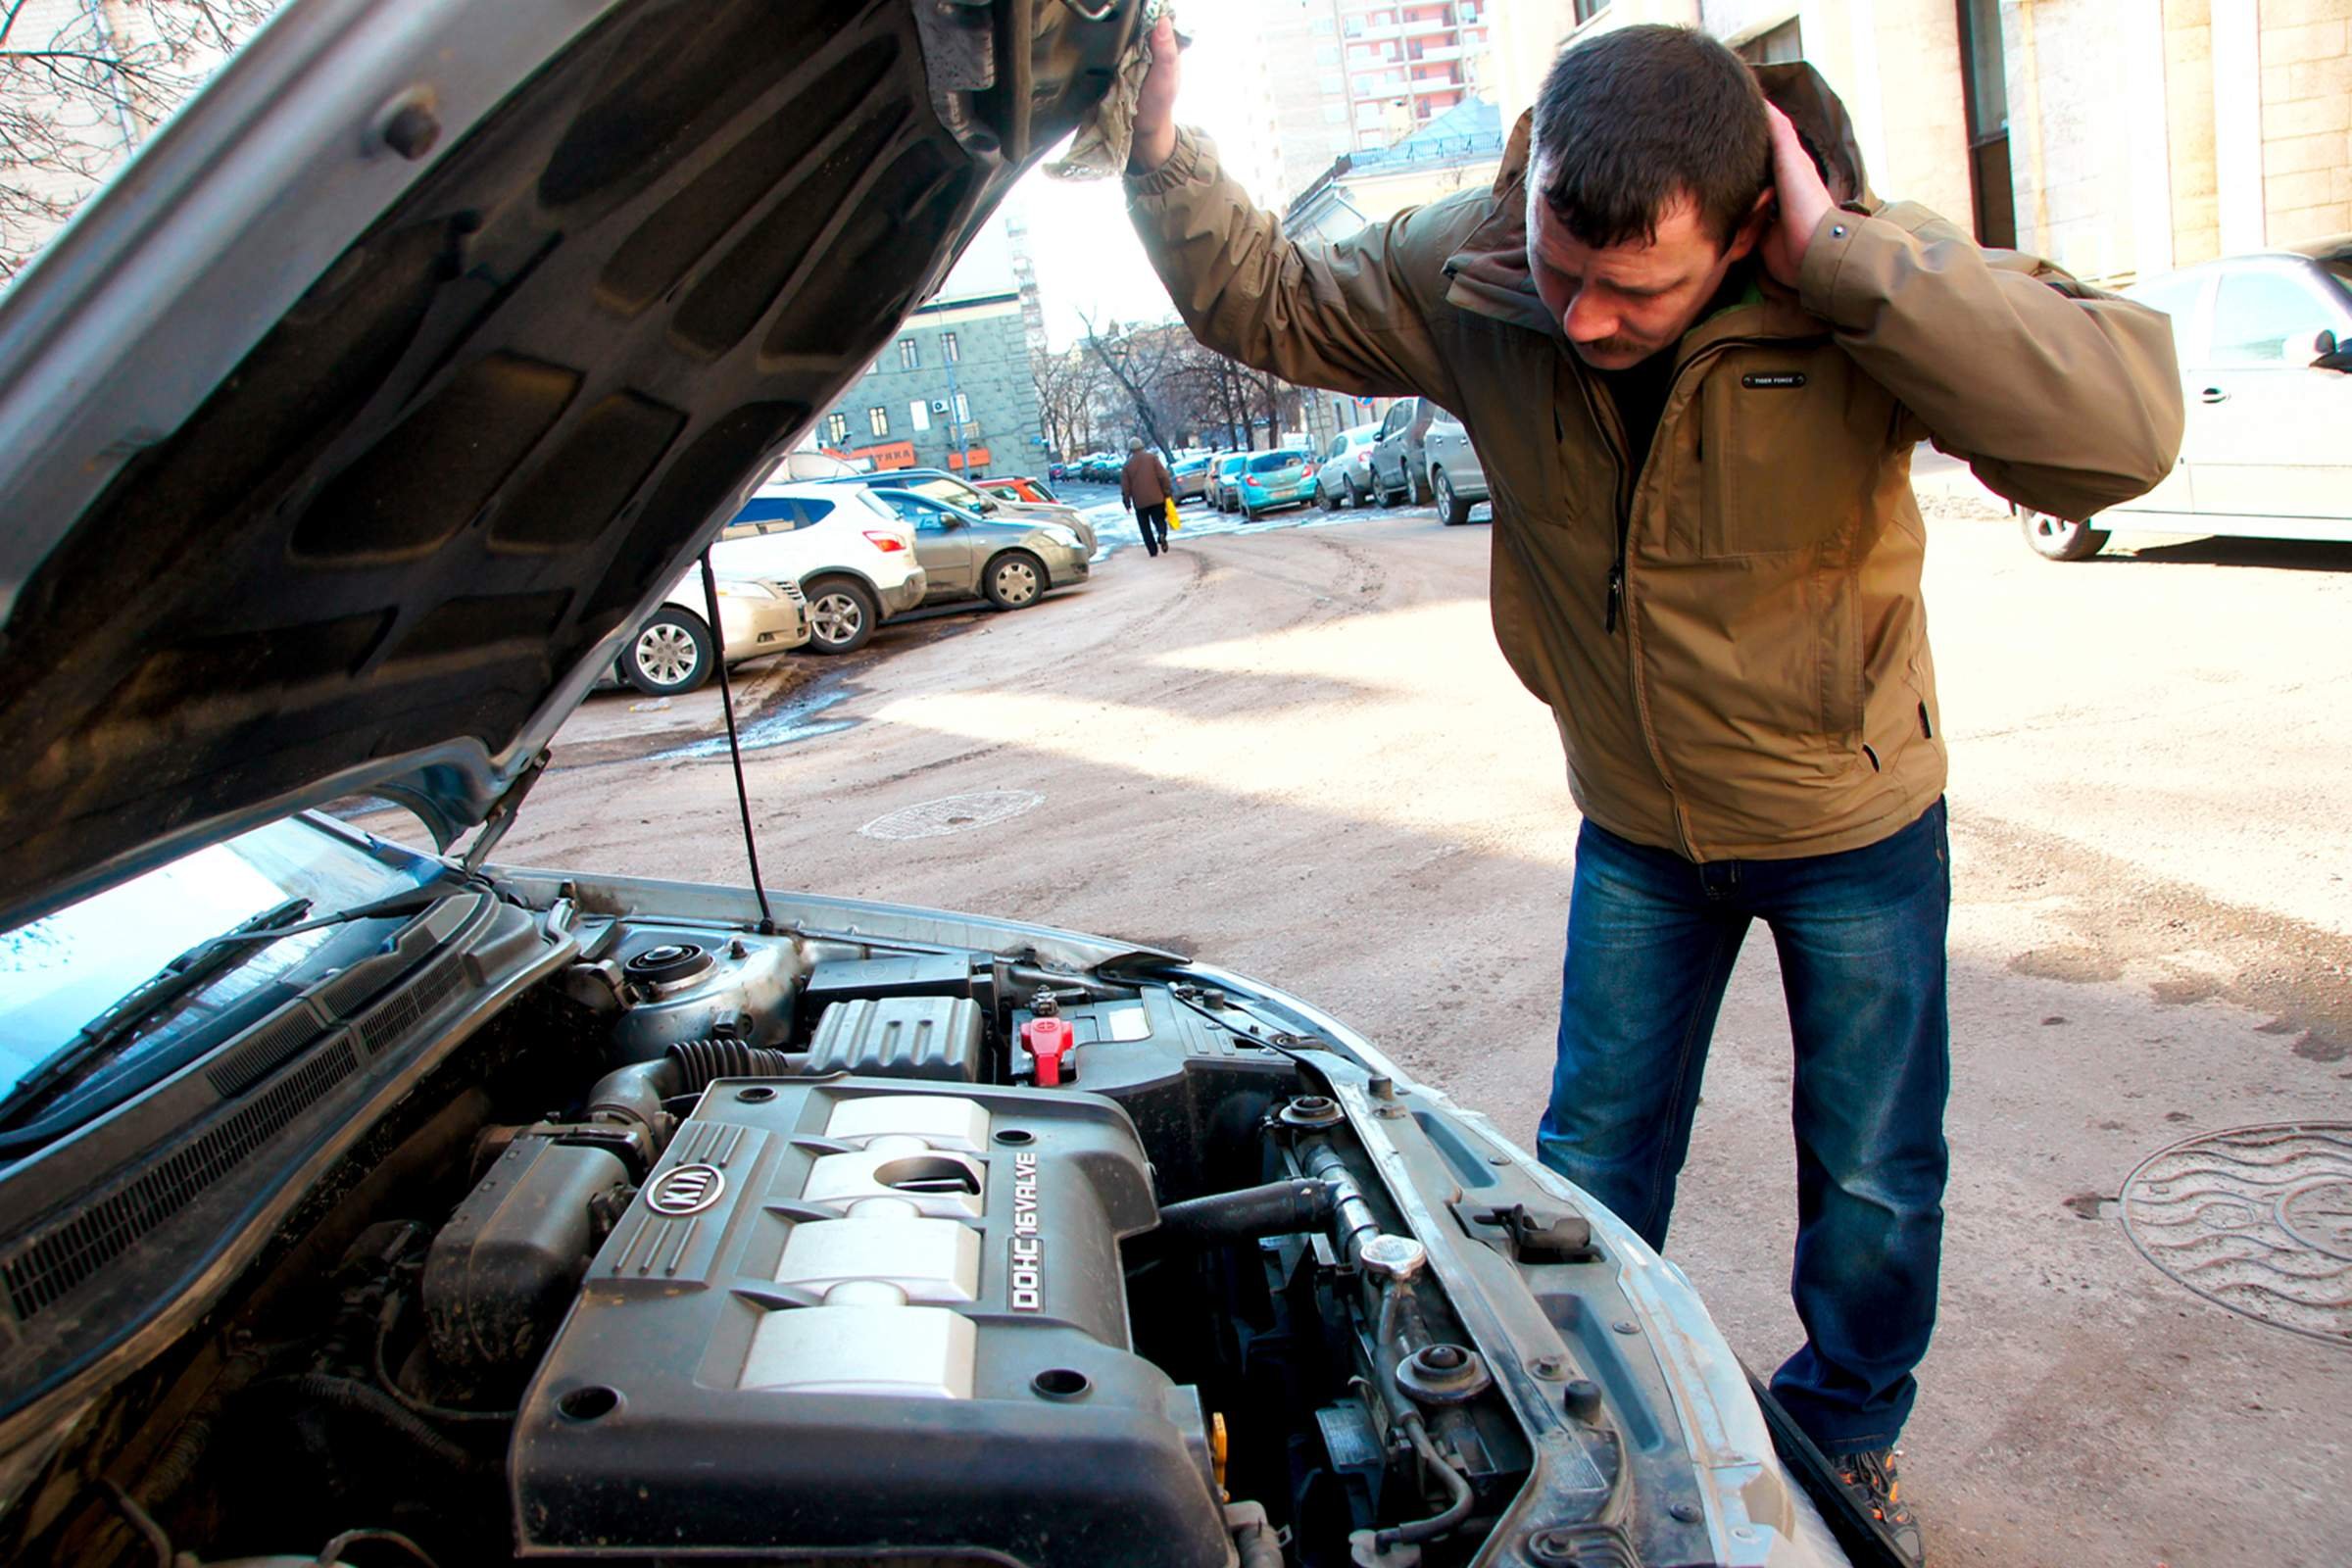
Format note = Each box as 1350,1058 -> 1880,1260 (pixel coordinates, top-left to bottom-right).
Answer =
1152,1180 -> 1339,1248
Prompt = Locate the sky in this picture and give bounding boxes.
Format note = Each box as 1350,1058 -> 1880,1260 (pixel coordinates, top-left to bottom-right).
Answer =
994,0 -> 1275,351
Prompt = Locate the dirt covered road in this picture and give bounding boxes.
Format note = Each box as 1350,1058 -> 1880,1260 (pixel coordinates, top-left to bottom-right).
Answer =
466,481 -> 2352,1567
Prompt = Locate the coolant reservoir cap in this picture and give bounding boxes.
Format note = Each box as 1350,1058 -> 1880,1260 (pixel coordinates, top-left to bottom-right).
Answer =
1358,1234 -> 1428,1281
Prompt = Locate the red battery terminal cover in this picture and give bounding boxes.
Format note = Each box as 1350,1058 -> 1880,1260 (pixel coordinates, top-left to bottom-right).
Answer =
1019,1015 -> 1076,1086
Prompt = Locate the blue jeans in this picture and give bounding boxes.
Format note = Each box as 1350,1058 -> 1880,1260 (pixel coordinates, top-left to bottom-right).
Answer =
1537,801 -> 1951,1455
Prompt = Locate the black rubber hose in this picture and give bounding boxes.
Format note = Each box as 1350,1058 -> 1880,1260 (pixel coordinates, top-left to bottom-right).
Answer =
1376,1411 -> 1477,1547
1152,1180 -> 1337,1247
262,1375 -> 491,1478
665,1037 -> 801,1090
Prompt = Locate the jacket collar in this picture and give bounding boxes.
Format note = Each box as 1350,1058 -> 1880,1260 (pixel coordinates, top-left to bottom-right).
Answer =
1441,62 -> 1871,350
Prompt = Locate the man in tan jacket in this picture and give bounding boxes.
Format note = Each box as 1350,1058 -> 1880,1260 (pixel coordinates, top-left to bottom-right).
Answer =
1118,436 -> 1176,556
1124,20 -> 2180,1559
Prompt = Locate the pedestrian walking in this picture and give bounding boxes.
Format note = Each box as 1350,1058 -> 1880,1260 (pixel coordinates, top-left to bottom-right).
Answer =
1119,436 -> 1175,557
1120,19 -> 2181,1560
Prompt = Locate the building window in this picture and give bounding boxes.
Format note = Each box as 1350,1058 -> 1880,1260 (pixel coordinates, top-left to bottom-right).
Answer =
868,406 -> 890,437
1572,0 -> 1608,24
908,400 -> 931,431
824,412 -> 849,445
897,337 -> 919,369
1735,19 -> 1802,65
941,330 -> 959,364
1955,0 -> 2015,248
952,391 -> 970,424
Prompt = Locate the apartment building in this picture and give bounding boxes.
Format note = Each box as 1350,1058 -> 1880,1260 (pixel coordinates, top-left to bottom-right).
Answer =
1248,1 -> 1500,205
1483,0 -> 2352,285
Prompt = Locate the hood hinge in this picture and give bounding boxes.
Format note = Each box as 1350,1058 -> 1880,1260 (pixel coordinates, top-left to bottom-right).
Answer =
461,748 -> 551,875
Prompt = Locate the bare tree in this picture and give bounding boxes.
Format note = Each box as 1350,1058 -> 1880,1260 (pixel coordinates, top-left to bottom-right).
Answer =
1077,311 -> 1186,462
3,0 -> 280,284
1030,343 -> 1110,462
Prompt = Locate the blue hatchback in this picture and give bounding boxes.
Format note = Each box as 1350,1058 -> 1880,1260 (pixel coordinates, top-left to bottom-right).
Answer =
1237,449 -> 1316,519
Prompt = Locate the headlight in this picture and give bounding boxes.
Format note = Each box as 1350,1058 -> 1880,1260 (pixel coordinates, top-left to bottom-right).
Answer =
714,579 -> 776,599
1036,524 -> 1083,549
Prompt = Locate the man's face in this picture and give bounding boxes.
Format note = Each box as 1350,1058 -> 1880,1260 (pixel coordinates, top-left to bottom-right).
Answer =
1526,169 -> 1765,371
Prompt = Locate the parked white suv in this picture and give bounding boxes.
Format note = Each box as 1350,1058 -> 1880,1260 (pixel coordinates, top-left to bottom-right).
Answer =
710,482 -> 926,653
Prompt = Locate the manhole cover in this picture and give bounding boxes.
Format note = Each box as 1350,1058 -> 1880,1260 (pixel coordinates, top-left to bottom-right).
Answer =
2120,1122 -> 2352,1346
858,789 -> 1043,842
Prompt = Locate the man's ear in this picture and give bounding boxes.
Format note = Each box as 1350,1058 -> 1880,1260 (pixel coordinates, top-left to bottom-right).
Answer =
1726,187 -> 1775,262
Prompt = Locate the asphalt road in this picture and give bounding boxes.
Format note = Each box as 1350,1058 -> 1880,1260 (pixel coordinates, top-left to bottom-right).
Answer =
462,475 -> 2352,1568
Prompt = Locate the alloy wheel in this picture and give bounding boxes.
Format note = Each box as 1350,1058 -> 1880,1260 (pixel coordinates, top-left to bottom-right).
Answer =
809,592 -> 865,645
633,622 -> 701,688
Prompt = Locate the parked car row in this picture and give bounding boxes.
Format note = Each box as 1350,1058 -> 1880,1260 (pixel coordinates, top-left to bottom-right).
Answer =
615,465 -> 1096,696
1315,400 -> 1492,525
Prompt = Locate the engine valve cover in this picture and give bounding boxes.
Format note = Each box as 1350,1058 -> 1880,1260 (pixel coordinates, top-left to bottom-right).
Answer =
511,1078 -> 1229,1566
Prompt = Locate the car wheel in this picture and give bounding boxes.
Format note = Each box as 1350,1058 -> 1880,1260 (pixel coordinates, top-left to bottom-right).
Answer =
621,609 -> 715,696
2019,509 -> 2109,562
1409,466 -> 1434,506
1434,467 -> 1475,527
803,574 -> 879,654
983,550 -> 1047,610
1375,473 -> 1395,507
1321,483 -> 1341,512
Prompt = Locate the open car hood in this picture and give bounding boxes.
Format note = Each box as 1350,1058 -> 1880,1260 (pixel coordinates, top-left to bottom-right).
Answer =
0,0 -> 1141,932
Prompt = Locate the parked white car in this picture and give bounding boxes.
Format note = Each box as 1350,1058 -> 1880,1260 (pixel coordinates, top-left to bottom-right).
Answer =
617,569 -> 809,696
709,482 -> 926,653
2022,237 -> 2352,559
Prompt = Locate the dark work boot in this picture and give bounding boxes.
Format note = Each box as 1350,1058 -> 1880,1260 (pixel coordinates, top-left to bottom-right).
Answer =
1838,1448 -> 1924,1566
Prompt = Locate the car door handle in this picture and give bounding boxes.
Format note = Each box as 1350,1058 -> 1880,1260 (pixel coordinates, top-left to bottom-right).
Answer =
2199,386 -> 2229,404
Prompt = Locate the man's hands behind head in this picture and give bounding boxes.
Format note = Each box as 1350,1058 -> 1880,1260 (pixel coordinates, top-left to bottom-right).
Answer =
1757,102 -> 1836,289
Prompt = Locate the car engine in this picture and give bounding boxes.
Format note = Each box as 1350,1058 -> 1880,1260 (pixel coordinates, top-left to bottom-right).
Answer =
2,910 -> 1784,1568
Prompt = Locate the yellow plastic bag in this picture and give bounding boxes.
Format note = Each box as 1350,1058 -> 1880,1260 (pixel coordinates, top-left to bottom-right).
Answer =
1164,498 -> 1181,532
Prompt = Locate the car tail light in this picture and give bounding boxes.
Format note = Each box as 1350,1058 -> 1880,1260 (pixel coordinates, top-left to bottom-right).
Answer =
862,530 -> 907,552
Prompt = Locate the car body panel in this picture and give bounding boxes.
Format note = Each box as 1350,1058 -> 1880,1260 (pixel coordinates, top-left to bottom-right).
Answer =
715,483 -> 926,615
867,489 -> 1091,604
0,0 -> 1141,933
1315,424 -> 1381,505
1170,455 -> 1213,502
1209,453 -> 1250,511
2093,244 -> 2352,541
973,474 -> 1057,505
643,567 -> 810,674
1240,449 -> 1316,515
1371,396 -> 1488,506
827,467 -> 1097,555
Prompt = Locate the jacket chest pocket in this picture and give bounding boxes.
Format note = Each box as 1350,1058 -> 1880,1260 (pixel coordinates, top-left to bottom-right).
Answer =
1695,352 -> 1888,560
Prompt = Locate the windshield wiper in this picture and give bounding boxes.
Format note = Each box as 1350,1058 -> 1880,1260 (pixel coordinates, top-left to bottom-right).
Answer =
0,884 -> 446,1137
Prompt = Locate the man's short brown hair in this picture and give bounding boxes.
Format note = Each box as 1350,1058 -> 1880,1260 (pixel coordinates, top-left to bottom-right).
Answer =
1531,24 -> 1771,251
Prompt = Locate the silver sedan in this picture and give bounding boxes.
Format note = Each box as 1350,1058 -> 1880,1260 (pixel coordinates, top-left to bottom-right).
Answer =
865,490 -> 1093,610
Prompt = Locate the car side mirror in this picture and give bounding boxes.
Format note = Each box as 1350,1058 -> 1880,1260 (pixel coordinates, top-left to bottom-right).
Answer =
2314,329 -> 2352,371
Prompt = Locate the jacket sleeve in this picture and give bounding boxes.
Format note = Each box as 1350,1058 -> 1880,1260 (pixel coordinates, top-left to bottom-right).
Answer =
1154,456 -> 1174,494
1127,127 -> 1464,410
1796,203 -> 2184,519
1118,464 -> 1133,509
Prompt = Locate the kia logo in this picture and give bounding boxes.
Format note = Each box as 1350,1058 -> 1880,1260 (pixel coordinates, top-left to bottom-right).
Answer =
646,1162 -> 725,1216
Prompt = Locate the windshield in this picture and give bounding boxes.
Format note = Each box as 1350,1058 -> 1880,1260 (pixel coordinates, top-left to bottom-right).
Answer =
1249,452 -> 1306,472
0,817 -> 435,1102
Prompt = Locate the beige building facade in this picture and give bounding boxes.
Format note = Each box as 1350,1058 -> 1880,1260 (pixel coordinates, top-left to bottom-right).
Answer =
1482,0 -> 2352,286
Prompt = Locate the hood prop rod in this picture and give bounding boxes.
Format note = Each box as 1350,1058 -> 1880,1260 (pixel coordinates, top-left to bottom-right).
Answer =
699,550 -> 777,934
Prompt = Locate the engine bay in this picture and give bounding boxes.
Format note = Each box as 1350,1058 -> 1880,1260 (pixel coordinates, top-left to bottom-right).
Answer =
0,903 -> 1760,1568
